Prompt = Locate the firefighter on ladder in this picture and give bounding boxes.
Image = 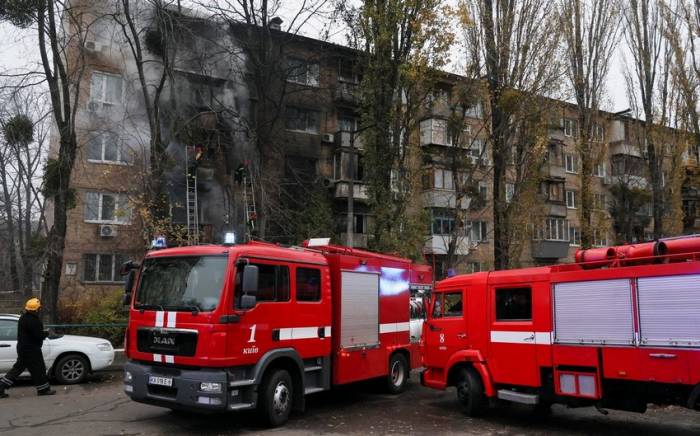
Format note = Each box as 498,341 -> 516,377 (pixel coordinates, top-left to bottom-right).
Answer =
0,298 -> 56,398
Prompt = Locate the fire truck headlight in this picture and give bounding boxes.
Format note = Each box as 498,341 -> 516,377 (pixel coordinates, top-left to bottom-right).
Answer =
124,371 -> 133,383
200,382 -> 223,393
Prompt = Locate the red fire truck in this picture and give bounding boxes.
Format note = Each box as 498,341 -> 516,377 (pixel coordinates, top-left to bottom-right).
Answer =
421,237 -> 700,416
121,238 -> 431,426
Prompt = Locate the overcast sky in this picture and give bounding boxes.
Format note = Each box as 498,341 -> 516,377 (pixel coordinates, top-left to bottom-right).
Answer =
0,9 -> 631,113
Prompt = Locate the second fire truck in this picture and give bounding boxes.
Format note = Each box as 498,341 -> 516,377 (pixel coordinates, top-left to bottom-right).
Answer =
421,236 -> 700,416
121,238 -> 431,426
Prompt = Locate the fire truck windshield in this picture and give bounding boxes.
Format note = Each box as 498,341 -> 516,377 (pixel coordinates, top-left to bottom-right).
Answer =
134,255 -> 228,312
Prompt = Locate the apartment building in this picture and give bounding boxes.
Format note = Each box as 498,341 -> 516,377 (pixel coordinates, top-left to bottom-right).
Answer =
51,3 -> 696,299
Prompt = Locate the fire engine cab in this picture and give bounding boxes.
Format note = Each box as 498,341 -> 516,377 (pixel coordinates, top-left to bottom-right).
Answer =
421,236 -> 700,416
121,237 -> 431,426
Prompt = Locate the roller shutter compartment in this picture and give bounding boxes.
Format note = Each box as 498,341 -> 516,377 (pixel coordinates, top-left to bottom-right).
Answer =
637,274 -> 700,347
554,279 -> 634,345
340,271 -> 380,348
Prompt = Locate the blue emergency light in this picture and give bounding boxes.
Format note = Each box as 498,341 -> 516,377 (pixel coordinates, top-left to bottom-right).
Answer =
151,236 -> 167,249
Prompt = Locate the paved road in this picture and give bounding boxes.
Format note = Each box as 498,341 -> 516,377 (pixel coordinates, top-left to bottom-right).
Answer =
0,371 -> 698,435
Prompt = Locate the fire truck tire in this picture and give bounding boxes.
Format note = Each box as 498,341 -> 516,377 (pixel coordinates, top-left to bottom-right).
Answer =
386,353 -> 409,394
258,369 -> 293,427
456,367 -> 486,417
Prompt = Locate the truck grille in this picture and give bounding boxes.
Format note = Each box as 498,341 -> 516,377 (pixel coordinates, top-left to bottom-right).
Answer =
136,328 -> 198,357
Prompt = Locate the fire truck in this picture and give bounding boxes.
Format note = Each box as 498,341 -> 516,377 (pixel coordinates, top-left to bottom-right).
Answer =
121,237 -> 431,426
421,236 -> 700,416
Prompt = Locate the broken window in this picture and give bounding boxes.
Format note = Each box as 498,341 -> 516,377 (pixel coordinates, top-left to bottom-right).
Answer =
285,106 -> 320,134
287,58 -> 320,87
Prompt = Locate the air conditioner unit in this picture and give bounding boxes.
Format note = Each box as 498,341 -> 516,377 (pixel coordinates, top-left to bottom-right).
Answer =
321,133 -> 335,143
84,40 -> 97,51
99,224 -> 117,238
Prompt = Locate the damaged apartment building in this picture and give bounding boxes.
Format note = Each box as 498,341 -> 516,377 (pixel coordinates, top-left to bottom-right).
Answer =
52,1 -> 700,300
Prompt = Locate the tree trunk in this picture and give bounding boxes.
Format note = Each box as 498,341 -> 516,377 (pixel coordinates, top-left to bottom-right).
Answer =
0,153 -> 20,291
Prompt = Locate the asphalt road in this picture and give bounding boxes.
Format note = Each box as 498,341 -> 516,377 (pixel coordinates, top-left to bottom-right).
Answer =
0,371 -> 698,435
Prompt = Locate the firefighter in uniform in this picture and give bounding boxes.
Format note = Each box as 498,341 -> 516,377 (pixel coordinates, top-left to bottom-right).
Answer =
0,298 -> 56,398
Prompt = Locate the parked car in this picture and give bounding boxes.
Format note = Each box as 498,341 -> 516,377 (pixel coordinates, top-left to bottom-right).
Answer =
0,314 -> 115,384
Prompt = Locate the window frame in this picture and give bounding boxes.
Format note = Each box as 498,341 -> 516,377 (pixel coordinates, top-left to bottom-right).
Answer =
566,190 -> 577,209
565,154 -> 578,174
89,71 -> 123,105
285,106 -> 321,134
247,262 -> 291,303
86,132 -> 130,165
84,191 -> 131,224
495,287 -> 533,322
82,253 -> 126,283
287,57 -> 320,87
295,267 -> 322,302
431,290 -> 464,319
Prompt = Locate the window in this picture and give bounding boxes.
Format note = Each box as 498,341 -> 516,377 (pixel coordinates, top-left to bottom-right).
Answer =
593,163 -> 606,177
0,319 -> 17,341
89,72 -> 122,105
542,181 -> 565,202
255,264 -> 290,302
592,229 -> 608,247
496,287 -> 532,321
285,106 -> 320,134
84,192 -> 131,224
83,253 -> 126,282
287,58 -> 320,86
465,102 -> 483,119
612,155 -> 645,177
296,268 -> 321,302
569,225 -> 581,246
593,193 -> 607,210
432,291 -> 463,318
431,208 -> 455,235
565,154 -> 578,173
338,58 -> 359,83
425,168 -> 453,190
87,132 -> 129,164
505,183 -> 515,203
566,190 -> 577,209
563,118 -> 578,137
467,262 -> 482,273
466,139 -> 487,162
537,217 -> 569,241
592,123 -> 605,142
338,113 -> 358,132
467,221 -> 487,242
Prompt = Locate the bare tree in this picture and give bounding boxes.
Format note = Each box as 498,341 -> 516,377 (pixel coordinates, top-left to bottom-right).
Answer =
623,0 -> 667,239
459,0 -> 562,269
559,0 -> 622,248
0,1 -> 91,321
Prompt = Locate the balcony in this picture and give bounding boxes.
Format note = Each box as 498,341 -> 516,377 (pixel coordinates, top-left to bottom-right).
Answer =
610,140 -> 643,158
423,190 -> 471,209
334,130 -> 364,150
334,181 -> 369,201
531,240 -> 570,260
334,82 -> 360,105
420,119 -> 453,147
547,203 -> 568,217
547,164 -> 566,179
424,234 -> 472,255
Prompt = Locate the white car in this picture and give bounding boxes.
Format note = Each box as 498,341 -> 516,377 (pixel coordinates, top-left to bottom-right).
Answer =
0,314 -> 115,384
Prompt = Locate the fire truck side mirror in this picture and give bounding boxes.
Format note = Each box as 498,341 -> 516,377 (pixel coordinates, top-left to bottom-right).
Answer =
242,265 -> 259,294
123,270 -> 136,306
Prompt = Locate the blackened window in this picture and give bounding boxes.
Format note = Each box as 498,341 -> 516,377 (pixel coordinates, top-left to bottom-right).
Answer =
296,268 -> 321,301
496,287 -> 532,321
256,264 -> 290,302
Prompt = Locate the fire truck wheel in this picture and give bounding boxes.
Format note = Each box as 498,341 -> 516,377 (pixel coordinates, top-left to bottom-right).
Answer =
259,369 -> 293,427
386,353 -> 409,394
456,368 -> 486,417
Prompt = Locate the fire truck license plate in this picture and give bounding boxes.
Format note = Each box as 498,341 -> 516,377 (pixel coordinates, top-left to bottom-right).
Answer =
148,376 -> 173,387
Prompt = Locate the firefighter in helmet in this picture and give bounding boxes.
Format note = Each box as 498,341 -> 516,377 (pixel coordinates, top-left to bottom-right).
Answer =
0,298 -> 56,398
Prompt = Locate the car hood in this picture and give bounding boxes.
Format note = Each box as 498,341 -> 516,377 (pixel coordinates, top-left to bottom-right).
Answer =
49,335 -> 112,347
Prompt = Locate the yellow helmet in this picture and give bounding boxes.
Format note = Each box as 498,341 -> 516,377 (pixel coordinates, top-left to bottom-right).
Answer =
25,298 -> 41,311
